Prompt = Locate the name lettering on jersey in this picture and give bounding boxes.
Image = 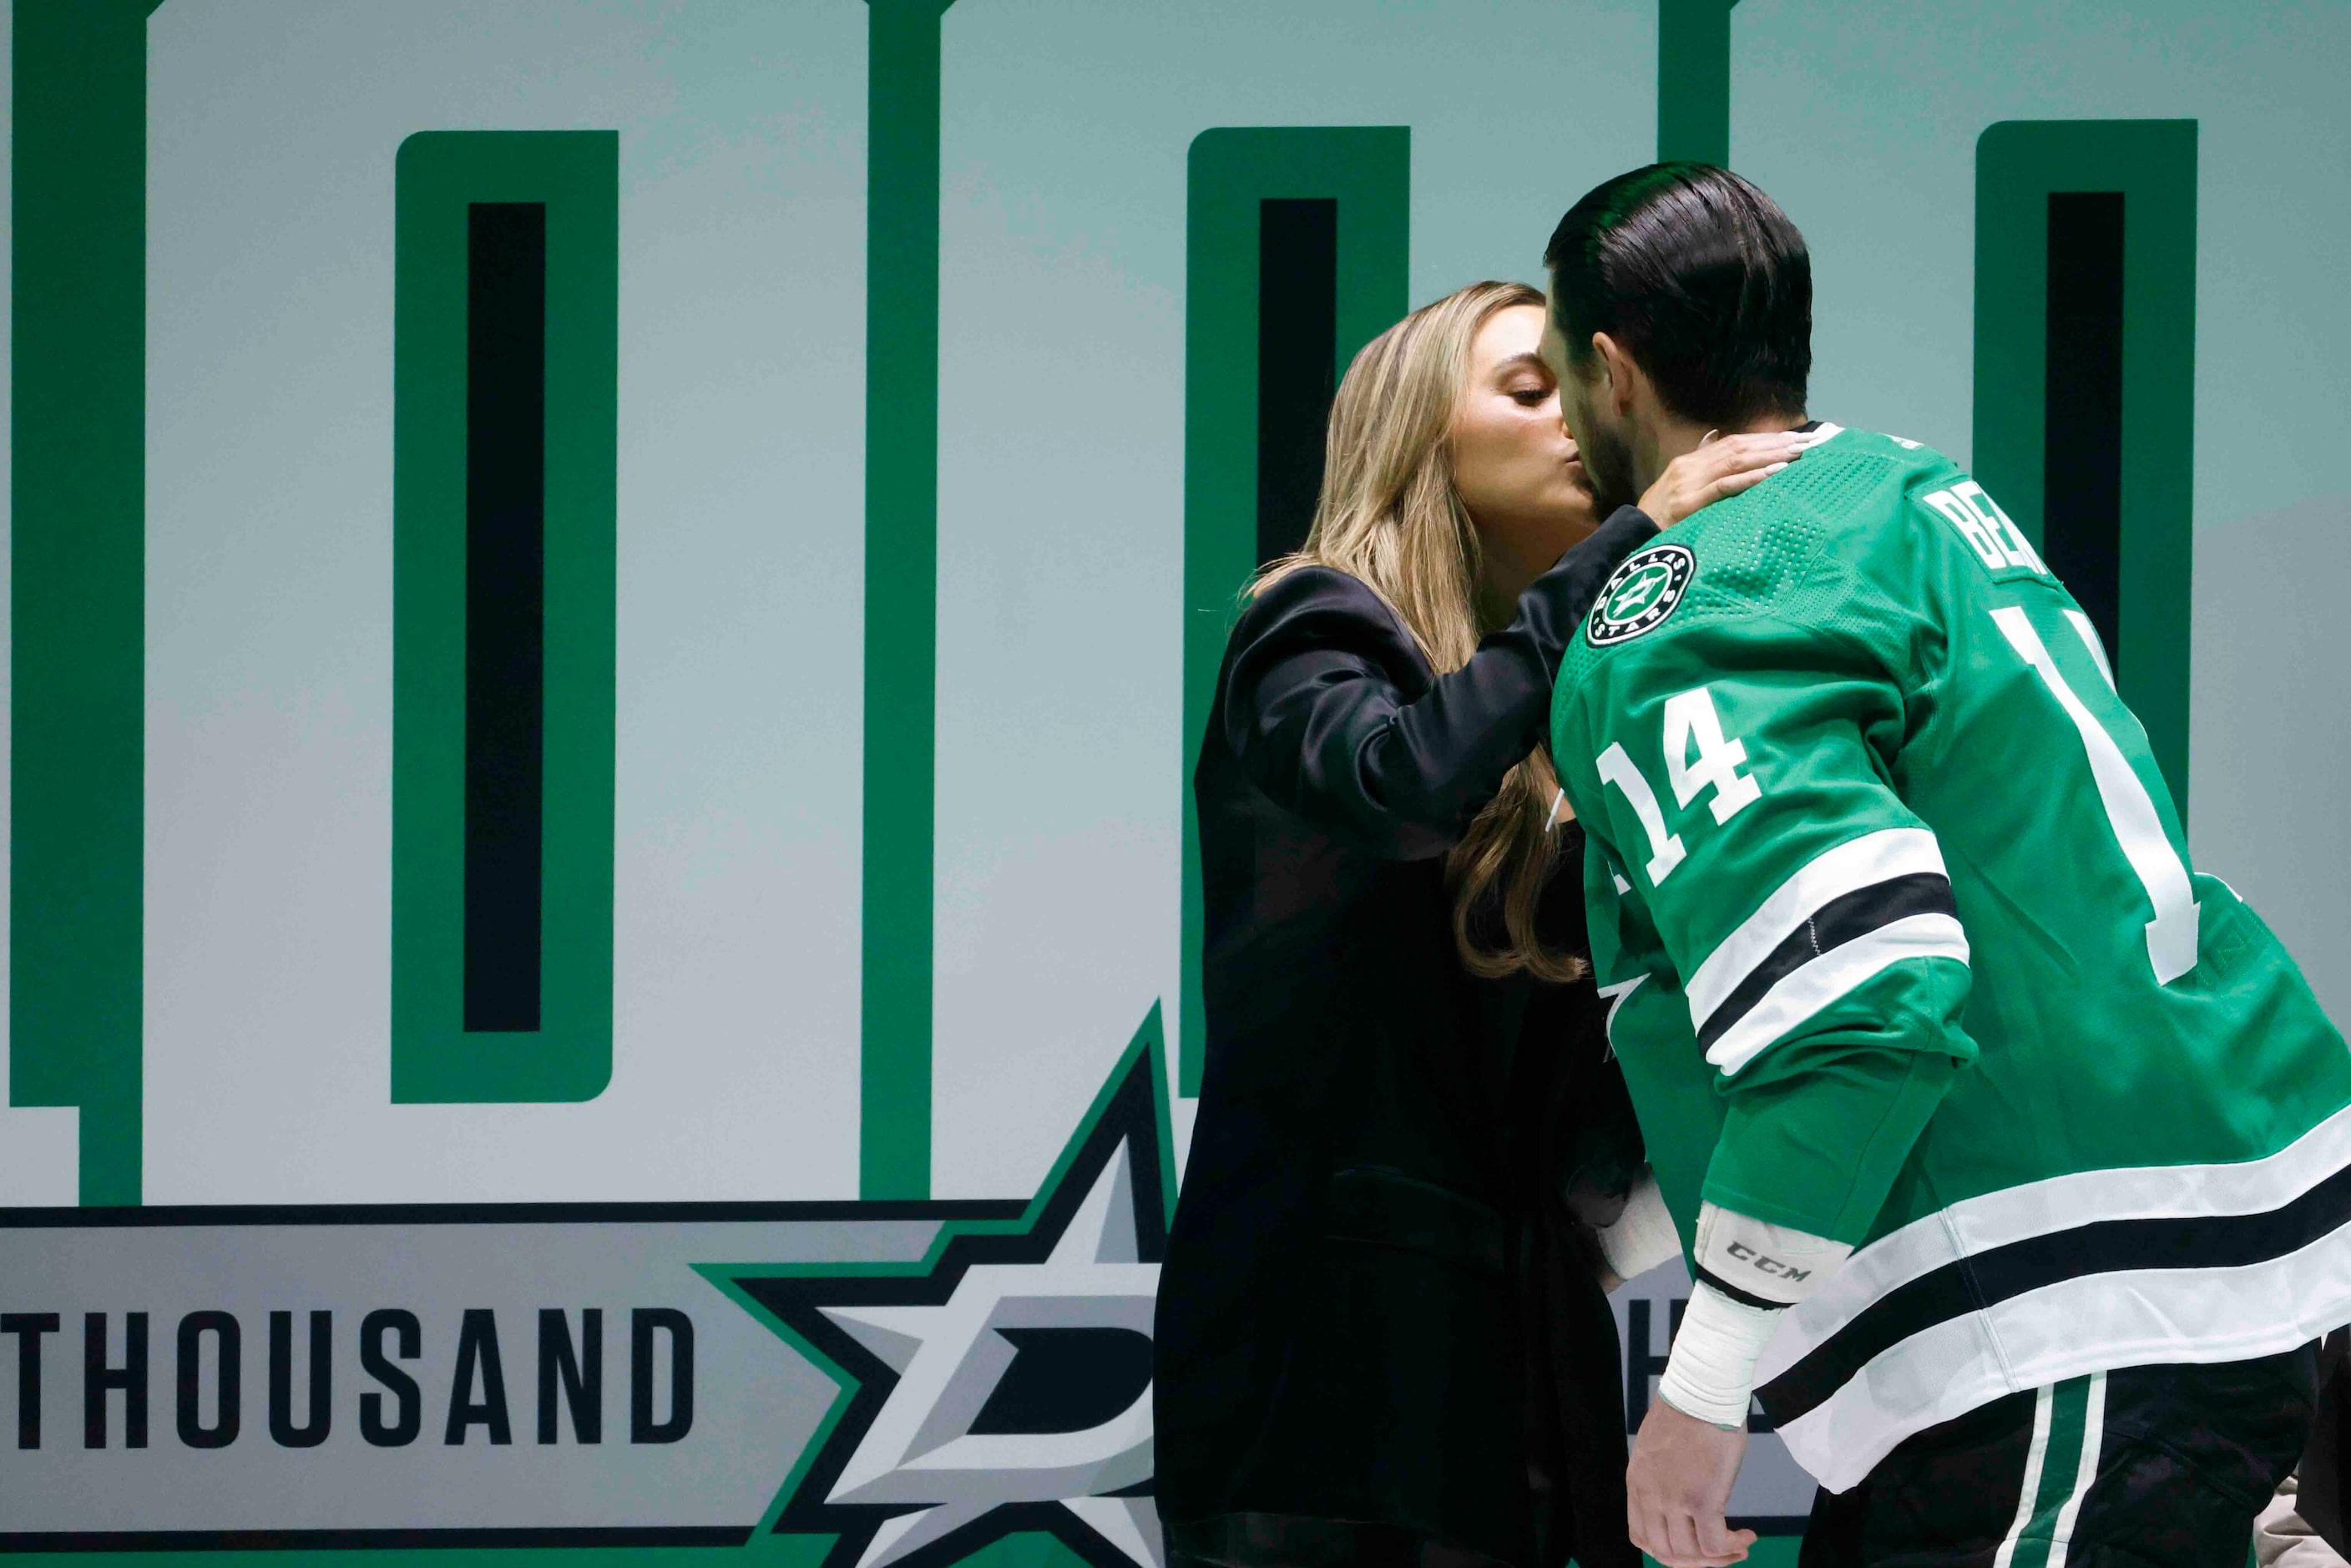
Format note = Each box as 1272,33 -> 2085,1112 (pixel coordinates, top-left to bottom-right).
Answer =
1588,543 -> 1696,645
1922,481 -> 2045,575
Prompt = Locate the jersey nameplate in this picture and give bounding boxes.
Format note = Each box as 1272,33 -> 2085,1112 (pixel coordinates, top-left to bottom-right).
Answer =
1921,480 -> 2046,577
1590,543 -> 1696,645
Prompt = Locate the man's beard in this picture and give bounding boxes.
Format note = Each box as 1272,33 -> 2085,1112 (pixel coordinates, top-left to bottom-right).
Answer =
1576,415 -> 1641,513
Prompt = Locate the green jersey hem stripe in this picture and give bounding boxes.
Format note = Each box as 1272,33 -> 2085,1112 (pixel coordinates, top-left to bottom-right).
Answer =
1990,1383 -> 2057,1568
2007,1375 -> 2096,1568
2040,1373 -> 2108,1568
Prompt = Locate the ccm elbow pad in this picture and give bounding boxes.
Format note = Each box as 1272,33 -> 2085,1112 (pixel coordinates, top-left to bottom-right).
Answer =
1691,1200 -> 1852,1308
1656,1204 -> 1852,1429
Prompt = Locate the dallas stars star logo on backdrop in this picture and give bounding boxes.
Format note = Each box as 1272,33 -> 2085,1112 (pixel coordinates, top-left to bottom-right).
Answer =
701,1014 -> 1176,1568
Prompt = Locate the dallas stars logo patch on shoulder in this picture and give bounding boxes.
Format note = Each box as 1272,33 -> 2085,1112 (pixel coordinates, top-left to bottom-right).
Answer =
701,1016 -> 1175,1568
1588,542 -> 1696,645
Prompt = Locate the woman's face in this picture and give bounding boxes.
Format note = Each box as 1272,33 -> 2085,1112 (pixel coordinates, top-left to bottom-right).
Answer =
1449,302 -> 1602,613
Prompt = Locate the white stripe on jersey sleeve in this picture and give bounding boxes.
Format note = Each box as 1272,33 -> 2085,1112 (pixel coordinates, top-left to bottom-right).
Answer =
1686,827 -> 1951,1030
1706,913 -> 1970,1076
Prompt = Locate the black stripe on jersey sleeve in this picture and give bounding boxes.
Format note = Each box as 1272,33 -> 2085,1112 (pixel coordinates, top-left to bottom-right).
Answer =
1755,1155 -> 2351,1425
1695,1265 -> 1794,1313
1696,873 -> 1960,1052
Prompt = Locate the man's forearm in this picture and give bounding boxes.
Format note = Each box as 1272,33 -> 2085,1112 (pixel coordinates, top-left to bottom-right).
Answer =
1657,1202 -> 1853,1427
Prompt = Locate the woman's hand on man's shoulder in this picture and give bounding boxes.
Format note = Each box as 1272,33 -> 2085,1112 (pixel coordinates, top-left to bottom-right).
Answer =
1639,431 -> 1810,529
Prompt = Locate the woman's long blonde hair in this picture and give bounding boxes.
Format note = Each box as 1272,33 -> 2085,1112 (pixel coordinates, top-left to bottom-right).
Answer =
1254,280 -> 1584,984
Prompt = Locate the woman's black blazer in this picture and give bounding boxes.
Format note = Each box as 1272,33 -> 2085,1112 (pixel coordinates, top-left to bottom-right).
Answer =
1154,507 -> 1659,1568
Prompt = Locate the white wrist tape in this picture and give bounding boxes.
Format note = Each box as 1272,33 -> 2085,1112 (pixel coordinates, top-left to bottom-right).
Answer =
1596,1171 -> 1683,1283
1691,1201 -> 1850,1308
1656,1280 -> 1782,1429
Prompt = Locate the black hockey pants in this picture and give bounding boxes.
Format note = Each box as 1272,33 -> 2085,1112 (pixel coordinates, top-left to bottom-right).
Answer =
1797,1345 -> 2319,1568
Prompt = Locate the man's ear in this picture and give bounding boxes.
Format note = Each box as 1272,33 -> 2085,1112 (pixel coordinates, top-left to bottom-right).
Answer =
1590,331 -> 1641,417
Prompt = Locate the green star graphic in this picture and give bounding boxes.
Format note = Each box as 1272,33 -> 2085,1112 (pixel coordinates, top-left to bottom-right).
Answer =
699,1010 -> 1178,1568
1606,563 -> 1671,622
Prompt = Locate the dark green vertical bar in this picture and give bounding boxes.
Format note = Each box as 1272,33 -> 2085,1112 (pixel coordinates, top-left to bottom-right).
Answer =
392,132 -> 618,1104
1657,0 -> 1737,165
2041,194 -> 2125,659
10,0 -> 154,1206
1254,199 -> 1338,565
861,0 -> 953,1200
1974,120 -> 2197,811
1179,128 -> 1408,1096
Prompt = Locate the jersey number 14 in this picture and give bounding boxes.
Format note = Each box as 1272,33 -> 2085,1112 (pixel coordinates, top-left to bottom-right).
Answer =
1594,687 -> 1761,887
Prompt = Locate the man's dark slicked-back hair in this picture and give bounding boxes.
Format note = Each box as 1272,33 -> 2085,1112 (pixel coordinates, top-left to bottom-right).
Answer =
1544,163 -> 1812,427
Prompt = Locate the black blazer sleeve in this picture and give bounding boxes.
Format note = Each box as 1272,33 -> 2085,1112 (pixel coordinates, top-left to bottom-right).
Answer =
1220,504 -> 1658,859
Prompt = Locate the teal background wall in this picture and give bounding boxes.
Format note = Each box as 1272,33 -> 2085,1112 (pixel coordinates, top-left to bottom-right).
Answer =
7,0 -> 2333,1207
6,3 -> 2350,1565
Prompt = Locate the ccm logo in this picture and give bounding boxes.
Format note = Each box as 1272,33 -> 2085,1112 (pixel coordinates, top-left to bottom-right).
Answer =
1727,1241 -> 1812,1283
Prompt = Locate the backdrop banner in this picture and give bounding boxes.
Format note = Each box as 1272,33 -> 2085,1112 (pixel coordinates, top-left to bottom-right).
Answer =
0,1038 -> 1176,1568
0,1034 -> 1813,1559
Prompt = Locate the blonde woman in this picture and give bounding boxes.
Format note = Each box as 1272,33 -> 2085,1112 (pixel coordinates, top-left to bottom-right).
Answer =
1154,281 -> 1799,1568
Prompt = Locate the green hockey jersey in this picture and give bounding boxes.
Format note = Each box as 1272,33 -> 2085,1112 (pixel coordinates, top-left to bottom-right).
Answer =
1550,424 -> 2351,1490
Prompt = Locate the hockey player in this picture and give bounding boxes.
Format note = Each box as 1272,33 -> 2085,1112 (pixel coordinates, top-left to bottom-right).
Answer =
1539,163 -> 2351,1568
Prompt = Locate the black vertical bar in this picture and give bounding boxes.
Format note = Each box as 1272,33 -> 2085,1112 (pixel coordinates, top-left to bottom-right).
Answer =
1256,198 -> 1338,566
464,203 -> 548,1033
1621,1297 -> 1686,1431
2044,192 -> 2126,670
